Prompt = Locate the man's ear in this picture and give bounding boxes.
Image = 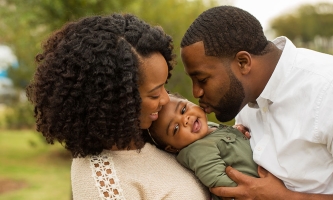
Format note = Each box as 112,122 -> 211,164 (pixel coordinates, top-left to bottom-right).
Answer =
165,145 -> 179,153
235,51 -> 251,75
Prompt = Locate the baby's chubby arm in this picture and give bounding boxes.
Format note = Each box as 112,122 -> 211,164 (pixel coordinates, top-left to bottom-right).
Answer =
176,142 -> 235,188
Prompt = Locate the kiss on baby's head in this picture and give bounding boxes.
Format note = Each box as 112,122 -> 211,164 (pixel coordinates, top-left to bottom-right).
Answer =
149,93 -> 215,153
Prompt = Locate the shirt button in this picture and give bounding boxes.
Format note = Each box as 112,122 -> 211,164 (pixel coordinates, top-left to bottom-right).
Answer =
262,107 -> 268,112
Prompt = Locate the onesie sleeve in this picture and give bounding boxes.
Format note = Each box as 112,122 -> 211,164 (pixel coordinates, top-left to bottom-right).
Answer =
177,141 -> 237,188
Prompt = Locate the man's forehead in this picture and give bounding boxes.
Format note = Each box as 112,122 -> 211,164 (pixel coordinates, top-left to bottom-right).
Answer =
185,69 -> 204,77
181,41 -> 205,56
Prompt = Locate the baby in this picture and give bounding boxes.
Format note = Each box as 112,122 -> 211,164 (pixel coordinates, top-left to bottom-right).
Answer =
149,93 -> 259,200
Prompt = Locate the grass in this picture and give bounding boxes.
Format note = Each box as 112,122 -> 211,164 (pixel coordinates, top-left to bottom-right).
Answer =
0,129 -> 72,200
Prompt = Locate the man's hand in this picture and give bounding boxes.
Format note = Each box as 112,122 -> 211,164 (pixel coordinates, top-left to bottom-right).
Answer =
233,124 -> 251,139
210,166 -> 289,200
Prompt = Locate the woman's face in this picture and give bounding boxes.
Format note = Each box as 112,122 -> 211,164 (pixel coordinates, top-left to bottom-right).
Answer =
138,53 -> 170,129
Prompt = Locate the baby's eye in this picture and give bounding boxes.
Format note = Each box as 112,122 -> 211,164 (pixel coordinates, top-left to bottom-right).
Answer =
173,124 -> 179,135
181,105 -> 186,114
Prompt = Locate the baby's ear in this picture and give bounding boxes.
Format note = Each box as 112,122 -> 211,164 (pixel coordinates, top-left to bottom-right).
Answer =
165,145 -> 179,153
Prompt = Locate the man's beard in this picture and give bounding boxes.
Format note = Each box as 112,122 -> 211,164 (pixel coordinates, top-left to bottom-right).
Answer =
213,70 -> 245,122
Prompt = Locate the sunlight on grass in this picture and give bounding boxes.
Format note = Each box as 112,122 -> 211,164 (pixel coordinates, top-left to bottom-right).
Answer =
0,130 -> 72,200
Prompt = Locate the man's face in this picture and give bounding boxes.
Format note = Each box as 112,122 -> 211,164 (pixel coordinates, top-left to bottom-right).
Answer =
181,41 -> 245,122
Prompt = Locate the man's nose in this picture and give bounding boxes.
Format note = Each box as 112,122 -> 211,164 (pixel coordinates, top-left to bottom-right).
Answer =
192,84 -> 203,98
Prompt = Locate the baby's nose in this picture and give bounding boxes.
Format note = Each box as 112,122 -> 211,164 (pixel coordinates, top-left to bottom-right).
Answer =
184,116 -> 190,125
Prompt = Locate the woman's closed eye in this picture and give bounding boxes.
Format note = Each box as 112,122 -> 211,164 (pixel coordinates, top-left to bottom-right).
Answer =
151,95 -> 160,99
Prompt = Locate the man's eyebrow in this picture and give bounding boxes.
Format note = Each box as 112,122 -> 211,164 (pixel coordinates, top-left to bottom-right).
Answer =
166,100 -> 183,135
148,83 -> 164,93
187,70 -> 202,77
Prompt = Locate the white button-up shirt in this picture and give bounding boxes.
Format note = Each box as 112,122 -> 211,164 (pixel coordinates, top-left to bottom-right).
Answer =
236,36 -> 333,193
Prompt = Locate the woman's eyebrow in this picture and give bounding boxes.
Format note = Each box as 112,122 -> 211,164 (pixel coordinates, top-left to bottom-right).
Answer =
148,83 -> 164,93
166,101 -> 183,135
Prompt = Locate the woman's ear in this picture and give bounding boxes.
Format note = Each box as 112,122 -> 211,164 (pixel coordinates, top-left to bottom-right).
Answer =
235,51 -> 251,75
165,145 -> 179,153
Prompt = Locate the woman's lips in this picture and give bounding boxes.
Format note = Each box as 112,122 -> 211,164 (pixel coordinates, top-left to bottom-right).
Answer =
150,112 -> 158,121
150,107 -> 162,121
192,119 -> 201,133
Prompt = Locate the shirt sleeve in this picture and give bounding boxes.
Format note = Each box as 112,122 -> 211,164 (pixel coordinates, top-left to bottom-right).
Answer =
176,142 -> 237,188
317,82 -> 333,156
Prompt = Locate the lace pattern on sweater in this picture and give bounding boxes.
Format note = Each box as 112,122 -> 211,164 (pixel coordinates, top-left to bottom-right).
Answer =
90,154 -> 125,200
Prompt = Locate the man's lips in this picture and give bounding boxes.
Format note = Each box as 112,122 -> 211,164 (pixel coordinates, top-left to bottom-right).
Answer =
199,102 -> 212,114
199,101 -> 207,109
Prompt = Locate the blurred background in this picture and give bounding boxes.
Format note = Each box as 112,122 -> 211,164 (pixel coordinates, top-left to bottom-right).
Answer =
0,0 -> 332,199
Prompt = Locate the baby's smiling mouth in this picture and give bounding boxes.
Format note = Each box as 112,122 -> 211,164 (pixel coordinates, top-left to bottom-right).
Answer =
192,119 -> 201,133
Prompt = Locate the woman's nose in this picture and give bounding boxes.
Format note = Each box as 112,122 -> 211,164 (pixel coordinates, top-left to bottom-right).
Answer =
160,88 -> 170,106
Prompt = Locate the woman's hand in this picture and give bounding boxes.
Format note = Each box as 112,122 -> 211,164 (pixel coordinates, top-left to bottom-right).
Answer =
233,124 -> 251,139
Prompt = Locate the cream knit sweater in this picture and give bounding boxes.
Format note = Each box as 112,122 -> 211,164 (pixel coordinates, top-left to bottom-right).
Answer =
71,143 -> 210,200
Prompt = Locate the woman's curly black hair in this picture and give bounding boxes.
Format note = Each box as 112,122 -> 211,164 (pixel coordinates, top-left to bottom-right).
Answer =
181,6 -> 270,58
26,13 -> 175,158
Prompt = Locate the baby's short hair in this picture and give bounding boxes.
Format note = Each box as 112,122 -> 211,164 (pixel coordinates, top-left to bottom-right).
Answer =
169,92 -> 186,100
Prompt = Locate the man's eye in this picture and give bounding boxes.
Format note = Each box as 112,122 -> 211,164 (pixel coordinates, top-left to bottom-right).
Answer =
181,105 -> 186,114
198,78 -> 207,83
173,124 -> 179,135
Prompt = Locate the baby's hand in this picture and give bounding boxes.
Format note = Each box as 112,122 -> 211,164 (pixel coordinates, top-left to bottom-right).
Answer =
233,124 -> 251,139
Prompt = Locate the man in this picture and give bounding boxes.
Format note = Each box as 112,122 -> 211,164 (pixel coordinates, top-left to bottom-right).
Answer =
180,5 -> 333,200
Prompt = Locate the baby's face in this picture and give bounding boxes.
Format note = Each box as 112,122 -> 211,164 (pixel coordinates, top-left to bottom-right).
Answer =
150,96 -> 210,152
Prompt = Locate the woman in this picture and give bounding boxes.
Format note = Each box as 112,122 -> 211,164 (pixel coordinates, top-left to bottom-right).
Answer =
26,14 -> 209,199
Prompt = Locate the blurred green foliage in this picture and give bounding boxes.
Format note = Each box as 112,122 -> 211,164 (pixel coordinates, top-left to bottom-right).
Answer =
0,0 -> 230,124
270,2 -> 333,54
1,1 -> 332,127
3,101 -> 35,129
0,130 -> 71,200
0,0 -> 222,95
